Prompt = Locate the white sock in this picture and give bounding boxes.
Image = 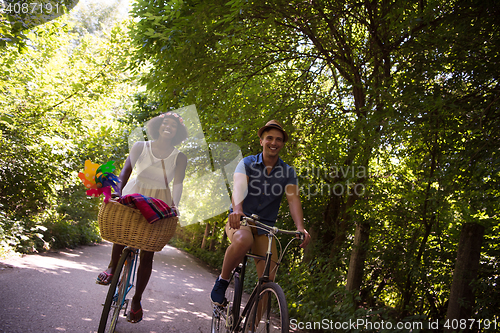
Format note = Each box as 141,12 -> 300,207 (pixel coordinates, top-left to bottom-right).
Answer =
219,275 -> 229,282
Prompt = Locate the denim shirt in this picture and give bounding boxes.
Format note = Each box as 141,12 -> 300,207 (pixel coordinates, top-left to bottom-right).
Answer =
230,153 -> 298,234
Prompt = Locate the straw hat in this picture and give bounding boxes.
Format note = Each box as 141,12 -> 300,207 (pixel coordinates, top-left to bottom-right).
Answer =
257,120 -> 288,142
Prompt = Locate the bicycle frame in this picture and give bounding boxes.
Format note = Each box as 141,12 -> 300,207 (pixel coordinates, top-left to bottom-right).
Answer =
226,216 -> 303,332
115,248 -> 139,315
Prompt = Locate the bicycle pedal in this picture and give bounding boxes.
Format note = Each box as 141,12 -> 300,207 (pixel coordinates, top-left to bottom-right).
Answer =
123,299 -> 129,314
212,299 -> 228,309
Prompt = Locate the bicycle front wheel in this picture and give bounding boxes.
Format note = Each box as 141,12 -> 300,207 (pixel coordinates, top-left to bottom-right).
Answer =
244,282 -> 289,333
211,272 -> 243,333
211,305 -> 224,333
229,273 -> 243,331
98,248 -> 133,333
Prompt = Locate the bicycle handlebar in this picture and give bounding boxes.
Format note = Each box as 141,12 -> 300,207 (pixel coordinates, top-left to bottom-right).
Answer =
240,215 -> 305,241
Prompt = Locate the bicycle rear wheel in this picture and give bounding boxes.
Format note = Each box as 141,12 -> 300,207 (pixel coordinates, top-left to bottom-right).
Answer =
98,248 -> 133,333
243,282 -> 289,333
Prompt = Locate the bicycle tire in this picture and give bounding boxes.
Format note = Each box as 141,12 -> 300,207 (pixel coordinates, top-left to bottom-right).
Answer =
115,251 -> 133,319
231,274 -> 243,326
98,248 -> 132,333
243,282 -> 289,333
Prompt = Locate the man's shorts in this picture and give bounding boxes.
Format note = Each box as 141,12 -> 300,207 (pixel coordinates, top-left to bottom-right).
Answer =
225,220 -> 279,264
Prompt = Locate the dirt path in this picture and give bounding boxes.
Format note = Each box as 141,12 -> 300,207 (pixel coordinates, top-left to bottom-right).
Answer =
0,242 -> 219,333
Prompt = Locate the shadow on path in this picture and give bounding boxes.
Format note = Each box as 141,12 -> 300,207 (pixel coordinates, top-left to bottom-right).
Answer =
0,242 -> 218,333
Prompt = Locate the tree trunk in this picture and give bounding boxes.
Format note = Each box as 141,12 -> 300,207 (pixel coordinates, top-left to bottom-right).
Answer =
201,222 -> 211,249
222,228 -> 228,248
329,193 -> 357,259
445,223 -> 484,333
346,222 -> 370,292
209,222 -> 218,251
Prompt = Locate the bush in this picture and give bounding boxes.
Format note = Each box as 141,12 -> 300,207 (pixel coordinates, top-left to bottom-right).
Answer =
0,203 -> 49,253
170,223 -> 226,269
0,185 -> 103,254
51,185 -> 102,247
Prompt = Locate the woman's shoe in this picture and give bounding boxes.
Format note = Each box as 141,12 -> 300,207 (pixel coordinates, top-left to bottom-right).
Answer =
96,271 -> 113,285
127,305 -> 143,323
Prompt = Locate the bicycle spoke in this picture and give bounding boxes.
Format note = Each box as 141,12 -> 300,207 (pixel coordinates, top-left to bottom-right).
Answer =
211,305 -> 225,333
106,302 -> 120,332
244,283 -> 289,333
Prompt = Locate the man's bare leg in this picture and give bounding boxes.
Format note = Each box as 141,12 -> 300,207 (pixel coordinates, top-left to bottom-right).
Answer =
220,229 -> 253,280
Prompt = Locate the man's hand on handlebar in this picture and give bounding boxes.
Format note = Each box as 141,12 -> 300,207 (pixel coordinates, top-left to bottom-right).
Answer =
236,213 -> 311,248
228,210 -> 244,229
297,228 -> 311,249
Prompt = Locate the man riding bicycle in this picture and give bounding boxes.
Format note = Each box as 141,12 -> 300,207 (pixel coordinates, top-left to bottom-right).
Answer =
210,119 -> 311,306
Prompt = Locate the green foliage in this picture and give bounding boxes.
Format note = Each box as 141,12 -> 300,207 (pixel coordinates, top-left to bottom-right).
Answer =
0,204 -> 46,253
0,0 -> 78,50
0,5 -> 138,253
47,185 -> 103,248
70,0 -> 129,36
130,0 -> 500,327
473,223 -> 500,320
170,222 -> 227,269
1,0 -> 499,328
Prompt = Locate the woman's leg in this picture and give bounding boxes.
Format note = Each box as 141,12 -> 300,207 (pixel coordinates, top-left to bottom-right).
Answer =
97,243 -> 125,284
109,244 -> 126,271
130,250 -> 154,314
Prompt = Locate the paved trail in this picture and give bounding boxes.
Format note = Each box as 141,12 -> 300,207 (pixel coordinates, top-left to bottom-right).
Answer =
0,242 -> 219,333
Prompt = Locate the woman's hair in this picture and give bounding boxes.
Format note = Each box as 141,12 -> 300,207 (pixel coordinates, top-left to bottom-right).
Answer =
147,112 -> 188,146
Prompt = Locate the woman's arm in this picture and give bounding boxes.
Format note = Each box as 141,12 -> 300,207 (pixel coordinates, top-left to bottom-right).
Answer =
171,152 -> 187,207
118,142 -> 143,194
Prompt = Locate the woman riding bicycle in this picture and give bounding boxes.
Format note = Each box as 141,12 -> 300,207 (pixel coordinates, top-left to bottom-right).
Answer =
97,111 -> 188,323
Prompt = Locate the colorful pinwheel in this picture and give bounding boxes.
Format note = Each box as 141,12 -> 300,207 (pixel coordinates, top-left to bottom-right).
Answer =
78,160 -> 120,202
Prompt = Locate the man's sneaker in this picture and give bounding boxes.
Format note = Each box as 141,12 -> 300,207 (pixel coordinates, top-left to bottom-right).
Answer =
210,276 -> 229,305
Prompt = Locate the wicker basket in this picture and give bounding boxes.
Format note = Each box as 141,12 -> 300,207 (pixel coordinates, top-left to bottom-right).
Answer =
98,199 -> 178,252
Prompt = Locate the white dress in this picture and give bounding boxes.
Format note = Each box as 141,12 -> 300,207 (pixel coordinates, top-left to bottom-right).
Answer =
122,141 -> 179,206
